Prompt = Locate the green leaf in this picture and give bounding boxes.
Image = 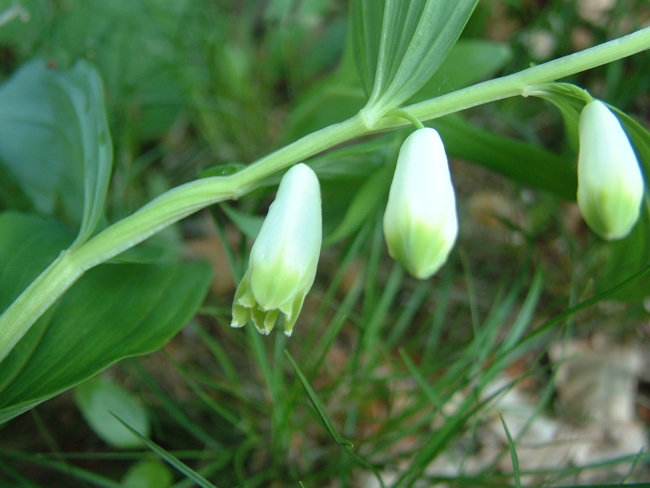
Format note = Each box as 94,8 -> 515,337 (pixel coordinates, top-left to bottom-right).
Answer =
65,61 -> 114,248
121,460 -> 173,488
0,213 -> 212,424
350,0 -> 479,123
431,114 -> 578,200
0,59 -> 113,247
75,376 -> 150,449
0,163 -> 34,213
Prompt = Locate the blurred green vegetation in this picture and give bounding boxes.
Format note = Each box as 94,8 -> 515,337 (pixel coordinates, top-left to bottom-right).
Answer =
0,0 -> 649,486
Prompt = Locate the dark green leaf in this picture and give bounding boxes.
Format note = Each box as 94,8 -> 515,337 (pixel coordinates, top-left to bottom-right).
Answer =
0,213 -> 212,424
0,163 -> 33,213
0,60 -> 113,247
431,114 -> 578,200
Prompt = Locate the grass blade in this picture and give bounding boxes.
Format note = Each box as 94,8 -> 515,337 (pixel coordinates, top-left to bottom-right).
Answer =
285,351 -> 385,488
499,412 -> 521,488
112,414 -> 218,488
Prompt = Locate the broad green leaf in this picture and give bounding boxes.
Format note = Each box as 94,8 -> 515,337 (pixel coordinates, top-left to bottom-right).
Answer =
0,59 -> 113,247
0,60 -> 83,221
431,114 -> 578,201
75,376 -> 150,449
350,0 -> 479,123
0,162 -> 33,213
121,460 -> 173,488
0,213 -> 212,424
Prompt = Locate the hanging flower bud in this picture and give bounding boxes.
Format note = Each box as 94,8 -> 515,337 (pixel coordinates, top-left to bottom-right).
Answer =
231,163 -> 322,336
383,128 -> 458,280
577,100 -> 645,240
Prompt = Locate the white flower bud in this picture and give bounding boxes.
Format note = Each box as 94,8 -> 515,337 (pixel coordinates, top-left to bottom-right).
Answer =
383,128 -> 458,280
231,163 -> 322,336
577,100 -> 645,240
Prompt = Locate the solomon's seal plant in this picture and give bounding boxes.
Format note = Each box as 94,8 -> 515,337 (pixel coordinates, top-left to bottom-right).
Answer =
577,99 -> 645,240
383,127 -> 458,280
1,2 -> 650,472
231,163 -> 322,336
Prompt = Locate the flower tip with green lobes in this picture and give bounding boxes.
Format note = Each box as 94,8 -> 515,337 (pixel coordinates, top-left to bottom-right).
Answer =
231,163 -> 322,336
577,100 -> 645,240
383,128 -> 458,280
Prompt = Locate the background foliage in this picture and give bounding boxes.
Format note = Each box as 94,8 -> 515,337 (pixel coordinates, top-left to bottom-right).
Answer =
0,0 -> 649,486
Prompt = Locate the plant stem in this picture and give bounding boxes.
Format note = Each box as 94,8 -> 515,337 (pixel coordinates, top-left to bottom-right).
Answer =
374,25 -> 650,131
